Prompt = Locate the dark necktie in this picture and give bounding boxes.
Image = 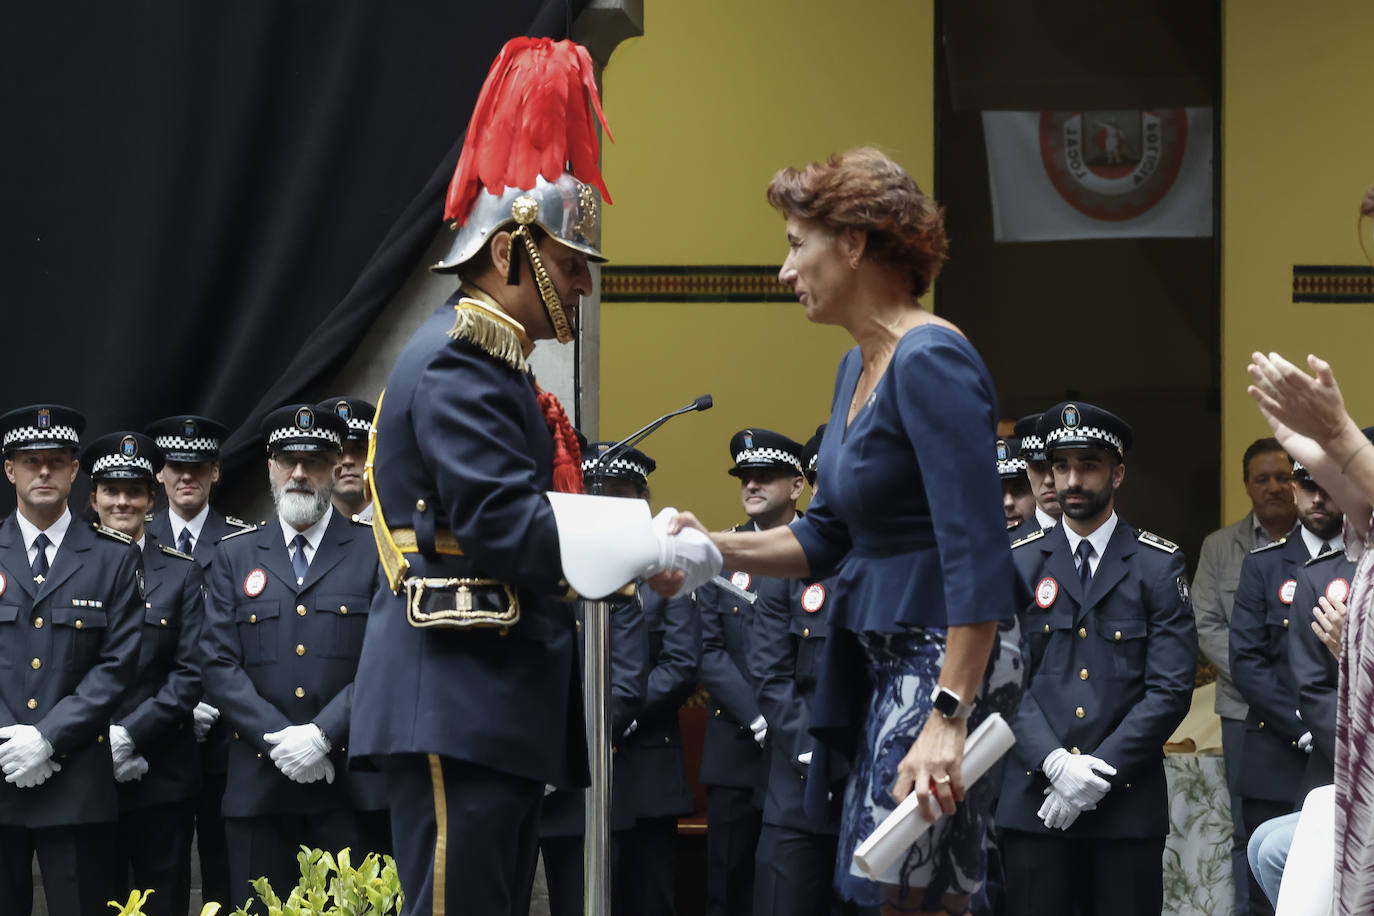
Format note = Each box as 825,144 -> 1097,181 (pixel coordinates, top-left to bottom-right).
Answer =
1076,539 -> 1093,590
31,532 -> 50,580
291,534 -> 310,582
178,528 -> 194,555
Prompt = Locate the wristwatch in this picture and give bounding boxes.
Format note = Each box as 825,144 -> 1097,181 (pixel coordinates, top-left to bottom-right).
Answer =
930,685 -> 974,720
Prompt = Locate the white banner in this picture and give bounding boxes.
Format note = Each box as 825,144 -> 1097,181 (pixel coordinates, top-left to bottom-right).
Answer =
982,108 -> 1213,241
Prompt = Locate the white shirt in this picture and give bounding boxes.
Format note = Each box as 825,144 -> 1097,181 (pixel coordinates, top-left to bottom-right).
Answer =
1299,524 -> 1339,561
1034,506 -> 1058,531
278,506 -> 333,570
168,503 -> 211,553
16,508 -> 72,571
1063,511 -> 1119,578
135,536 -> 146,552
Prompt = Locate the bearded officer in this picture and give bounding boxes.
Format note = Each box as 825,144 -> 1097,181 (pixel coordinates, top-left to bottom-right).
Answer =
0,405 -> 143,914
200,404 -> 387,906
997,402 -> 1196,916
83,431 -> 205,916
315,397 -> 376,523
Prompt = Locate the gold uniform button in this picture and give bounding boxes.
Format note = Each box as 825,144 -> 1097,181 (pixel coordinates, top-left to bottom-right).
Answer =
97,734 -> 103,743
1075,706 -> 1086,719
416,499 -> 427,512
714,709 -> 722,718
575,620 -> 582,633
160,618 -> 167,626
249,614 -> 257,624
1079,668 -> 1089,680
1078,627 -> 1087,639
731,606 -> 739,614
296,604 -> 307,616
74,620 -> 83,629
1283,618 -> 1289,628
233,732 -> 240,740
803,627 -> 810,638
1043,623 -> 1050,633
1114,630 -> 1122,641
26,699 -> 37,710
296,644 -> 306,656
33,617 -> 43,629
664,737 -> 671,746
295,687 -> 306,698
257,752 -> 263,759
30,658 -> 40,670
1070,746 -> 1081,755
1258,721 -> 1265,729
339,605 -> 348,614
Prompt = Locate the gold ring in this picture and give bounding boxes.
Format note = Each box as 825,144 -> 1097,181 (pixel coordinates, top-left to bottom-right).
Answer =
933,774 -> 952,785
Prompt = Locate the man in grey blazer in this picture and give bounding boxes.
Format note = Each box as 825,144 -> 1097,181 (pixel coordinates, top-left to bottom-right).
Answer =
1191,437 -> 1297,915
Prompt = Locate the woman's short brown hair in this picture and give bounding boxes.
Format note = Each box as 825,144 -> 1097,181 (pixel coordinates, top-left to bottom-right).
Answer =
766,147 -> 948,298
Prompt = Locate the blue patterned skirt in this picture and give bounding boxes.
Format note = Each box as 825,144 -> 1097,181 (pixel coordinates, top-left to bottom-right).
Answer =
835,622 -> 1024,910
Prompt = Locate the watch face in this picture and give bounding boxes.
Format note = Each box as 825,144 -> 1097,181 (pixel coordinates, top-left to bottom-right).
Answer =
933,688 -> 958,716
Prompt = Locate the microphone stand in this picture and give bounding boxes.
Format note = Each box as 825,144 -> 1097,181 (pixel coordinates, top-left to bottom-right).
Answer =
582,394 -> 711,916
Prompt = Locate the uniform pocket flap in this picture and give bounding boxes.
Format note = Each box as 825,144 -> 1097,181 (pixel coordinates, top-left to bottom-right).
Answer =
0,605 -> 19,623
50,606 -> 108,628
314,594 -> 369,616
144,605 -> 177,627
235,601 -> 279,623
1098,618 -> 1147,641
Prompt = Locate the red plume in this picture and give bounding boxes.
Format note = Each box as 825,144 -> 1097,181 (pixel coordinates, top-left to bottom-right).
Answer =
445,37 -> 614,226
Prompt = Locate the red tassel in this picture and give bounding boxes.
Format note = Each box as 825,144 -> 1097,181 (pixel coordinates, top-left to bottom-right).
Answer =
536,387 -> 584,494
445,37 -> 613,226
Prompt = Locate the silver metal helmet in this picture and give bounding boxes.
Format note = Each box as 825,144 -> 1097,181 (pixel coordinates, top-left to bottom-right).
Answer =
431,172 -> 605,273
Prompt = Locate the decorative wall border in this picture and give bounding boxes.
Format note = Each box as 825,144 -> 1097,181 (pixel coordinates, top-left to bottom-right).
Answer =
1293,265 -> 1374,303
600,265 -> 790,303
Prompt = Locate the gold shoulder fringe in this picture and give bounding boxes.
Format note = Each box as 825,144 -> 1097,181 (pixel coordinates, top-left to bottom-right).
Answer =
446,289 -> 534,372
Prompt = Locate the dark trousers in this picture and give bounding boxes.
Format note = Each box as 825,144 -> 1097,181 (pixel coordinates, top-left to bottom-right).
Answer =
383,753 -> 542,916
224,809 -> 369,912
706,785 -> 762,916
195,770 -> 231,907
617,815 -> 681,916
1002,829 -> 1165,916
0,821 -> 120,916
118,800 -> 195,916
539,832 -> 624,916
1242,798 -> 1296,916
753,824 -> 838,916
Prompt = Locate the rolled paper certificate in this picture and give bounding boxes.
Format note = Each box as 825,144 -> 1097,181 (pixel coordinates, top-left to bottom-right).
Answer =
851,712 -> 1016,880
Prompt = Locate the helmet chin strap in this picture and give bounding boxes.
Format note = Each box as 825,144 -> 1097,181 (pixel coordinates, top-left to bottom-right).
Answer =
506,226 -> 574,344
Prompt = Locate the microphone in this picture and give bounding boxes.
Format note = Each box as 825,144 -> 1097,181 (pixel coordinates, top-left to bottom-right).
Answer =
589,394 -> 712,492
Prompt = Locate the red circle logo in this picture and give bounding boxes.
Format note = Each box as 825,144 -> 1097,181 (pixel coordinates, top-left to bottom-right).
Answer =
1327,578 -> 1351,604
730,571 -> 752,591
1279,579 -> 1297,606
801,583 -> 826,613
1039,110 -> 1189,221
243,568 -> 267,598
1036,577 -> 1058,609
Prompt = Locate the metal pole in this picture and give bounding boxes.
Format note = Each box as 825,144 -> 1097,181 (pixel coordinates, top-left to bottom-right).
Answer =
582,596 -> 613,916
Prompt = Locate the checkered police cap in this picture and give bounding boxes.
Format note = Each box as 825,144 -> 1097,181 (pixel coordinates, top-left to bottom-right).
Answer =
1038,402 -> 1133,459
0,404 -> 85,454
260,404 -> 347,453
81,432 -> 161,480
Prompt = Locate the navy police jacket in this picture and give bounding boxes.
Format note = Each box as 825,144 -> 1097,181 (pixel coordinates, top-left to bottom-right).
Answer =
348,298 -> 588,791
749,574 -> 840,834
619,588 -> 699,821
0,515 -> 143,827
998,519 -> 1196,838
1289,547 -> 1353,789
114,534 -> 205,811
201,509 -> 384,816
1229,535 -> 1311,803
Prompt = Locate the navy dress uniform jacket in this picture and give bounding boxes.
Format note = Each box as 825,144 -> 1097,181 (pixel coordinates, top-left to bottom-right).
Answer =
619,588 -> 700,821
1288,548 -> 1352,789
1228,536 -> 1312,804
998,521 -> 1196,838
0,516 -> 143,827
348,303 -> 588,792
749,575 -> 840,834
114,535 -> 205,811
201,510 -> 384,816
697,529 -> 768,792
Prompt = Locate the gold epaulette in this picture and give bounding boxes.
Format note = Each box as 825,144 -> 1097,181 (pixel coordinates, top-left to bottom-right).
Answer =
1139,530 -> 1181,554
445,287 -> 535,372
93,522 -> 133,544
1249,538 -> 1286,554
225,515 -> 255,530
159,544 -> 195,561
219,524 -> 258,541
1306,547 -> 1344,566
1011,528 -> 1046,549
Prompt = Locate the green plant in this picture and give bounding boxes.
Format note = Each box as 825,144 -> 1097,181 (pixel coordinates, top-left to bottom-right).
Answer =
228,846 -> 404,916
108,890 -> 221,916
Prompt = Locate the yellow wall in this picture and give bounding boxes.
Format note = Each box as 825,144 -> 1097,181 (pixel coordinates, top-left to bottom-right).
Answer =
1222,2 -> 1374,521
600,0 -> 934,525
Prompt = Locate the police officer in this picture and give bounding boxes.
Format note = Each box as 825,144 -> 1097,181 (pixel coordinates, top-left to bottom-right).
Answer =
1007,413 -> 1059,541
998,402 -> 1196,916
997,437 -> 1036,534
315,397 -> 376,522
200,404 -> 387,906
0,405 -> 143,914
83,431 -> 205,916
699,427 -> 807,916
145,413 -> 250,906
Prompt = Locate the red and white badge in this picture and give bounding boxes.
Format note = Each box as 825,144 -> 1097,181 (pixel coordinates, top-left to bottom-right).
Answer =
0,572 -> 6,598
1326,578 -> 1351,604
1279,579 -> 1297,606
730,571 -> 752,591
243,568 -> 267,598
1035,577 -> 1058,608
801,583 -> 827,613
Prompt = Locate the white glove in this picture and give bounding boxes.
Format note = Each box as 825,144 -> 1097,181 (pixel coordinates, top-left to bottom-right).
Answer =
622,720 -> 638,738
1298,731 -> 1314,753
1038,787 -> 1083,831
193,702 -> 220,742
1042,748 -> 1116,810
114,754 -> 150,783
651,508 -> 723,597
263,724 -> 331,783
749,714 -> 768,747
109,724 -> 135,766
0,725 -> 59,788
797,751 -> 813,766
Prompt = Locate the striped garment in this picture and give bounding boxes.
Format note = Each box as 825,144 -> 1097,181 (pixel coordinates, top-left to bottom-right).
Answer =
1334,516 -> 1374,913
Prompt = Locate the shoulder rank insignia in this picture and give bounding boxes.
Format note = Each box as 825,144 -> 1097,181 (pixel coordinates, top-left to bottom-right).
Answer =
225,515 -> 255,530
144,512 -> 156,523
1138,530 -> 1180,554
93,522 -> 133,544
350,514 -> 373,526
1306,547 -> 1343,566
1248,538 -> 1287,554
1011,528 -> 1047,549
219,524 -> 258,541
159,544 -> 195,561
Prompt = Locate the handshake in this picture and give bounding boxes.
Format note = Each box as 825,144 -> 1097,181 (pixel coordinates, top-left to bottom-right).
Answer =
1036,748 -> 1117,831
647,508 -> 722,597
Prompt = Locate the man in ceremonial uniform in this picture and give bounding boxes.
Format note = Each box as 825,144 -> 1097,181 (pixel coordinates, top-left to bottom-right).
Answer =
200,404 -> 387,906
1007,412 -> 1060,542
83,431 -> 205,916
997,437 -> 1036,533
1230,454 -> 1346,915
0,405 -> 143,914
698,427 -> 807,916
998,402 -> 1196,916
315,397 -> 376,522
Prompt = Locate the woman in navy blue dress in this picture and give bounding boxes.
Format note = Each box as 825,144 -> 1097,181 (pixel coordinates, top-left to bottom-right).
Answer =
664,148 -> 1022,915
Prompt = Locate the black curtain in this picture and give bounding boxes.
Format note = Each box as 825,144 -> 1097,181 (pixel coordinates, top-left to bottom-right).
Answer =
0,0 -> 584,514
